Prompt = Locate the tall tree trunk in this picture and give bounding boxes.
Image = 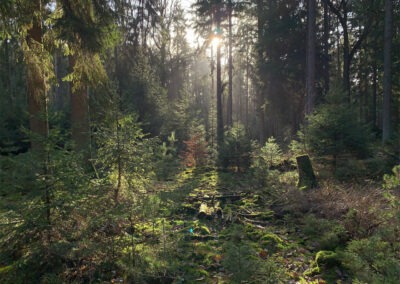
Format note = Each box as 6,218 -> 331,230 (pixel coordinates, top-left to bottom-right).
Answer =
305,0 -> 316,116
322,0 -> 330,94
216,40 -> 224,147
26,10 -> 48,153
26,0 -> 52,235
257,0 -> 265,143
336,18 -> 341,78
227,4 -> 233,127
210,44 -> 215,149
245,45 -> 249,130
69,55 -> 90,154
382,0 -> 393,142
323,0 -> 371,101
4,38 -> 11,93
215,5 -> 224,148
342,11 -> 350,99
372,61 -> 378,128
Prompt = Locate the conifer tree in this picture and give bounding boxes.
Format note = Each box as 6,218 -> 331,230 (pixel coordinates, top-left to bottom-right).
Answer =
382,0 -> 393,142
0,0 -> 53,152
55,0 -> 115,154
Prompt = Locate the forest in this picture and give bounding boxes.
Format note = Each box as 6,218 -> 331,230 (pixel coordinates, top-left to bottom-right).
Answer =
0,0 -> 399,283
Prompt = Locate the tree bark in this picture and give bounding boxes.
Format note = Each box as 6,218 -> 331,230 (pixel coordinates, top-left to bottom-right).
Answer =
305,0 -> 316,116
26,9 -> 48,153
227,4 -> 233,127
322,0 -> 330,94
342,9 -> 350,98
216,40 -> 224,147
257,0 -> 265,143
323,0 -> 371,101
296,155 -> 317,189
69,55 -> 90,153
245,45 -> 249,130
215,5 -> 224,148
382,0 -> 393,142
372,62 -> 378,128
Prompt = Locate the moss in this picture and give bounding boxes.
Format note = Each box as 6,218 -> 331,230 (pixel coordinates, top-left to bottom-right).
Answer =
304,250 -> 339,278
315,250 -> 339,268
199,225 -> 211,235
0,265 -> 13,274
260,210 -> 274,220
260,233 -> 284,252
244,224 -> 263,241
296,155 -> 317,189
303,265 -> 320,276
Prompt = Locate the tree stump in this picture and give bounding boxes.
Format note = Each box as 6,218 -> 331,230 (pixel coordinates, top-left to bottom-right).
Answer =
198,203 -> 214,219
296,155 -> 317,189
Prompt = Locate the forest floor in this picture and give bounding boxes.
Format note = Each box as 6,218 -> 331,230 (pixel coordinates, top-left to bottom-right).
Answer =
1,163 -> 398,283
151,168 -> 318,283
122,166 -> 398,284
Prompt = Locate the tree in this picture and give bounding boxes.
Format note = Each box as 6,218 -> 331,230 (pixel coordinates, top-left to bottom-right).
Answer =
305,0 -> 316,116
227,1 -> 233,127
0,0 -> 54,152
306,87 -> 371,170
254,0 -> 307,140
382,0 -> 393,142
322,0 -> 330,94
55,0 -> 115,153
255,0 -> 266,143
193,0 -> 225,148
322,0 -> 374,99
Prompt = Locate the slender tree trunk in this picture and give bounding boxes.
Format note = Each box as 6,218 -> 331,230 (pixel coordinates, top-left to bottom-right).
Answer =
257,0 -> 265,143
323,0 -> 349,95
323,0 -> 330,94
245,45 -> 249,130
210,44 -> 215,149
382,0 -> 393,142
69,55 -> 90,154
372,62 -> 378,128
342,11 -> 351,99
336,19 -> 341,77
305,0 -> 316,116
26,0 -> 52,238
26,10 -> 48,153
227,4 -> 233,127
216,41 -> 224,147
324,0 -> 371,101
114,28 -> 122,202
214,4 -> 224,148
4,39 -> 11,93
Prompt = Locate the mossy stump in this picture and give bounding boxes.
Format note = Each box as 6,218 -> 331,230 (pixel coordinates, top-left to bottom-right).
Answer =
296,155 -> 317,189
198,203 -> 214,219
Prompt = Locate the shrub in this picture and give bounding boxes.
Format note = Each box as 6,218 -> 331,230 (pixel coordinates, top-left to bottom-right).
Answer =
302,214 -> 347,250
251,137 -> 284,185
260,137 -> 283,168
304,87 -> 372,170
219,125 -> 252,171
155,131 -> 179,180
180,132 -> 208,168
340,237 -> 400,283
383,165 -> 400,190
221,225 -> 285,283
95,114 -> 157,200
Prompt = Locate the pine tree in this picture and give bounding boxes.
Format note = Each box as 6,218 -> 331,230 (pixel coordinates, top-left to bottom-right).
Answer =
54,0 -> 115,154
382,0 -> 393,142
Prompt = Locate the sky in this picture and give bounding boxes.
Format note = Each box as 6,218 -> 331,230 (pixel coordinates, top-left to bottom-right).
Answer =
180,0 -> 200,47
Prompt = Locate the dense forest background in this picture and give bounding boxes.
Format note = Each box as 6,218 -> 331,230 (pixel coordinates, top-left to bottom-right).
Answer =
0,0 -> 399,283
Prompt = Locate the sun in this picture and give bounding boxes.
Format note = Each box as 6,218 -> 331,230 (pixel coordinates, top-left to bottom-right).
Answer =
211,36 -> 221,49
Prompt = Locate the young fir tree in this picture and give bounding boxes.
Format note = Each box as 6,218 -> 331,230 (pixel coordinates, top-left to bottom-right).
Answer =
305,86 -> 372,169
